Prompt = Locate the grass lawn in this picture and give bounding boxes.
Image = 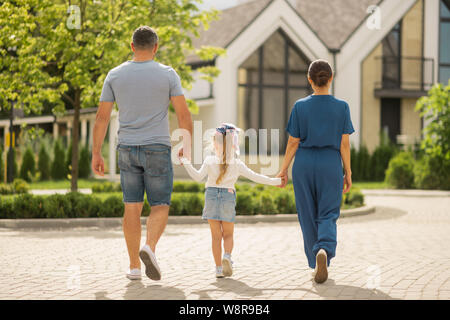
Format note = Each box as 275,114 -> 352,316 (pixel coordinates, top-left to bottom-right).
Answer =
352,181 -> 389,189
28,179 -> 111,190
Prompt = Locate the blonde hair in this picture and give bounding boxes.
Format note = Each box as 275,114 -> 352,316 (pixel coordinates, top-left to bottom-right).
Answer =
215,133 -> 233,184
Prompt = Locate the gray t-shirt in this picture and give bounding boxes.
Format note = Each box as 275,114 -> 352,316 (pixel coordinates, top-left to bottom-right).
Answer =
100,60 -> 183,146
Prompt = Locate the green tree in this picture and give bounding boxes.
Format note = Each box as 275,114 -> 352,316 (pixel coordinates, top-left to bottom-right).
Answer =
416,81 -> 450,160
19,147 -> 36,182
38,145 -> 51,181
1,0 -> 225,191
51,140 -> 66,180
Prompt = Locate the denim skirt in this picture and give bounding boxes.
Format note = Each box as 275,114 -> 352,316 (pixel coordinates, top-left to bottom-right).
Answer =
202,187 -> 237,223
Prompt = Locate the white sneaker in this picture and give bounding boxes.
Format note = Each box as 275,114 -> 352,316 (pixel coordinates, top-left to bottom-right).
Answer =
222,255 -> 233,277
126,268 -> 141,280
314,249 -> 328,284
139,245 -> 161,281
216,266 -> 224,278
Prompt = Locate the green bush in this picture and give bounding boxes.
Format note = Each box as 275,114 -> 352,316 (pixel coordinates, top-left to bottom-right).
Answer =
38,145 -> 51,181
0,197 -> 15,218
51,140 -> 67,180
256,190 -> 277,215
92,182 -> 121,193
414,155 -> 450,190
13,194 -> 46,219
385,152 -> 415,189
355,145 -> 371,181
78,145 -> 91,179
0,179 -> 29,195
273,189 -> 296,214
169,193 -> 184,215
342,187 -> 365,208
19,147 -> 36,182
173,181 -> 204,193
0,183 -> 13,195
369,138 -> 397,181
183,192 -> 204,216
236,191 -> 255,215
98,195 -> 124,217
13,178 -> 29,194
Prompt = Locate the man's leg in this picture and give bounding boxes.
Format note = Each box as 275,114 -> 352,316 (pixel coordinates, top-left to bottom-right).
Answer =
145,205 -> 169,253
123,202 -> 144,269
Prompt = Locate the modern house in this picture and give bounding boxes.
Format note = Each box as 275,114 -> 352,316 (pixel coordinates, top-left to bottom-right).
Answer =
1,0 -> 449,180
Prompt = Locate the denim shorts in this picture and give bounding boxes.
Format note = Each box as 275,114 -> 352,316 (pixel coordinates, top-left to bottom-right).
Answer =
117,143 -> 173,206
202,187 -> 237,223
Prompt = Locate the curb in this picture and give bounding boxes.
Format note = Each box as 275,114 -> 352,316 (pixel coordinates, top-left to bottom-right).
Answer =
0,206 -> 375,229
362,189 -> 450,198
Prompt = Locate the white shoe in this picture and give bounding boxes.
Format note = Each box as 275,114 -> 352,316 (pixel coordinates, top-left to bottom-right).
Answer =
216,266 -> 224,278
314,249 -> 328,284
222,255 -> 233,277
139,245 -> 161,281
126,268 -> 141,280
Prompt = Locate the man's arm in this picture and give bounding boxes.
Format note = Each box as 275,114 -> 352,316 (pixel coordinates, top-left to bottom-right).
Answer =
171,95 -> 193,160
92,101 -> 114,176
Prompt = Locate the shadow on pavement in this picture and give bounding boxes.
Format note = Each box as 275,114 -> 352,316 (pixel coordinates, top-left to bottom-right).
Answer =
192,278 -> 264,299
96,280 -> 186,300
312,278 -> 398,300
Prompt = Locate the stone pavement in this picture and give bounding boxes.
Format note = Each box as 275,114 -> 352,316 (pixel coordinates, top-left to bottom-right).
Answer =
0,194 -> 449,300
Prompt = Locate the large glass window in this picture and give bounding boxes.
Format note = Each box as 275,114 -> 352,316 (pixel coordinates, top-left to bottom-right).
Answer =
237,29 -> 311,153
440,0 -> 450,84
382,22 -> 402,88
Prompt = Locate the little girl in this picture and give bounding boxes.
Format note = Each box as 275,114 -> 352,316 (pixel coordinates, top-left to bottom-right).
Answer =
180,123 -> 281,278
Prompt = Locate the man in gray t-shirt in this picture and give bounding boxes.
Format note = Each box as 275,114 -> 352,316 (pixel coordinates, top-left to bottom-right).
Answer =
92,26 -> 193,281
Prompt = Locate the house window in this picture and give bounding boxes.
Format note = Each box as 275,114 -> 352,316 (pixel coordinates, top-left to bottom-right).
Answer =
439,0 -> 450,84
381,21 -> 402,89
237,29 -> 311,153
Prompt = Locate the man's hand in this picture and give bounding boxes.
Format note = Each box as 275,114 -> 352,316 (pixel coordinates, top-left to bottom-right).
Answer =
276,169 -> 289,188
92,152 -> 105,176
343,172 -> 352,193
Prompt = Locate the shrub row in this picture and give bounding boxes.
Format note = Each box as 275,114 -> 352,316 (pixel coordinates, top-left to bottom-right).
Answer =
12,140 -> 92,182
385,152 -> 450,190
351,135 -> 398,182
0,186 -> 364,219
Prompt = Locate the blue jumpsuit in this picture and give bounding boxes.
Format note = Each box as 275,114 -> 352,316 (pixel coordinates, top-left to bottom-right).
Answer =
286,95 -> 355,269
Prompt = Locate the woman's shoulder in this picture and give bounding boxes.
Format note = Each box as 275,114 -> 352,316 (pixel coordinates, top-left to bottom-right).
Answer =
331,96 -> 349,109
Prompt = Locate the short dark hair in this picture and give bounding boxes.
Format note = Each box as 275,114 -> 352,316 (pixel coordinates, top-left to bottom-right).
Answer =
132,26 -> 158,50
308,59 -> 333,87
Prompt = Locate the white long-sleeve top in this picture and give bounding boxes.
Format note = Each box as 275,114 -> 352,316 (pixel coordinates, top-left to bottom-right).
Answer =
180,156 -> 281,190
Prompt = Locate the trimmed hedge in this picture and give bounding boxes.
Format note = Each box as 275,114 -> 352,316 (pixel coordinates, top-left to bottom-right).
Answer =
92,182 -> 122,193
0,185 -> 365,219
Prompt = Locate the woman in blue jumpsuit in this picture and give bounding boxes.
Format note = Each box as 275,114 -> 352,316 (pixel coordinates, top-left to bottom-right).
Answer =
277,60 -> 354,284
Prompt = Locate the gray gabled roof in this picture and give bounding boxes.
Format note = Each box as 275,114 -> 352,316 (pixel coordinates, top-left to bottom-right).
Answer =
188,0 -> 383,63
293,0 -> 383,50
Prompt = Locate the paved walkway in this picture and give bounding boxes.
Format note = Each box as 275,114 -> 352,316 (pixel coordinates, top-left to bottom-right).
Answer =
0,194 -> 449,300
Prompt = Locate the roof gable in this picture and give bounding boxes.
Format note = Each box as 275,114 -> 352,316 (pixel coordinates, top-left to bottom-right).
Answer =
188,0 -> 385,63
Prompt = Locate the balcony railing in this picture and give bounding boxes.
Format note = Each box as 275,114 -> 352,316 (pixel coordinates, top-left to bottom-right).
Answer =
374,56 -> 434,98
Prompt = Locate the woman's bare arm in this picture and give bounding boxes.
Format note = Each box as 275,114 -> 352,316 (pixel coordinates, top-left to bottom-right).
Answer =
277,135 -> 300,187
340,134 -> 352,193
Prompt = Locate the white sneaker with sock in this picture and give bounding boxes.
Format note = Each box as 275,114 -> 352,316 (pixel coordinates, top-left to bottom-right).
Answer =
216,266 -> 224,278
126,268 -> 141,280
222,254 -> 233,277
